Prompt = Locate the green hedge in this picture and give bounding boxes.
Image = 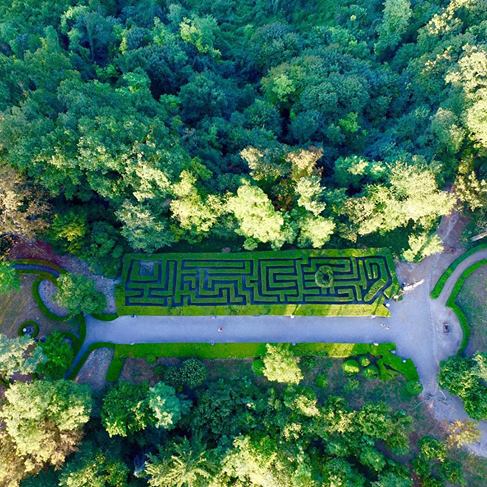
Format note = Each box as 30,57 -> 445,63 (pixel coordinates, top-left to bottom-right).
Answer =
117,248 -> 399,317
445,259 -> 487,354
17,320 -> 40,338
430,244 -> 487,299
74,341 -> 417,383
31,278 -> 69,322
92,312 -> 119,321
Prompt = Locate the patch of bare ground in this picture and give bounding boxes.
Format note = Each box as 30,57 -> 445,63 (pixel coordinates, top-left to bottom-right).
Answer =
0,274 -> 78,339
75,347 -> 114,392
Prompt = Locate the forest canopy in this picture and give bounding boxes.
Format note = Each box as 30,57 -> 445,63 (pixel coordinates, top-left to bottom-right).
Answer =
0,0 -> 486,274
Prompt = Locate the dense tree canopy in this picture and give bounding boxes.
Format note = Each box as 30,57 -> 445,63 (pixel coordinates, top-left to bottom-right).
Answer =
0,0 -> 484,271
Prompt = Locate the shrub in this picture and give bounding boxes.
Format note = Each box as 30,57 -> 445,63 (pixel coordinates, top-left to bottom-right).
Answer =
179,359 -> 207,388
359,356 -> 371,367
0,261 -> 20,294
342,359 -> 360,375
262,344 -> 303,384
36,332 -> 74,380
362,365 -> 379,379
252,359 -> 265,376
344,378 -> 360,392
404,380 -> 423,397
55,273 -> 106,317
314,265 -> 334,288
315,372 -> 328,388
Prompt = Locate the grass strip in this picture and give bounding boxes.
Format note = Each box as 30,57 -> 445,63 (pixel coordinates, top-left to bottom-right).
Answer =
430,244 -> 487,298
445,259 -> 487,354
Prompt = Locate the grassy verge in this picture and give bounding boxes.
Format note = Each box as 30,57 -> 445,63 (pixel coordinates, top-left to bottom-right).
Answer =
430,244 -> 487,298
74,341 -> 418,383
445,259 -> 487,354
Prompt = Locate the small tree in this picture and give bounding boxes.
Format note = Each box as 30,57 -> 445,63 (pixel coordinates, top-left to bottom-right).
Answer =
147,382 -> 191,430
36,331 -> 74,380
262,344 -> 303,384
0,380 -> 92,476
446,420 -> 481,449
0,333 -> 45,381
54,273 -> 106,317
101,382 -> 150,437
0,261 -> 20,294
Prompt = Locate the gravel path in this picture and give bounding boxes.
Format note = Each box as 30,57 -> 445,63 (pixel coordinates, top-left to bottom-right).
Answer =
73,235 -> 487,456
38,279 -> 69,317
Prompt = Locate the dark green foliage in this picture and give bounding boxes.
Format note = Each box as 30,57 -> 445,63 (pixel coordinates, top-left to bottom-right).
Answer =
0,0 -> 481,263
439,353 -> 487,420
165,358 -> 208,389
119,249 -> 398,316
55,273 -> 106,317
0,261 -> 20,294
36,331 -> 74,380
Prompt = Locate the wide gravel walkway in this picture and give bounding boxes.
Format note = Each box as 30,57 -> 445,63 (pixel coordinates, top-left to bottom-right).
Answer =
76,245 -> 487,456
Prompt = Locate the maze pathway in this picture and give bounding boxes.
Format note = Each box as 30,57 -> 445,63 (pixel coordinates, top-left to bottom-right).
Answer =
117,249 -> 398,316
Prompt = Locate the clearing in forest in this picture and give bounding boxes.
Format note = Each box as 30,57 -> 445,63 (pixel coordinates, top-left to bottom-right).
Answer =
116,249 -> 398,316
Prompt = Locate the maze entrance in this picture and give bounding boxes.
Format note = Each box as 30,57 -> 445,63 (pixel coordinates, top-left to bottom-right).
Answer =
116,249 -> 398,316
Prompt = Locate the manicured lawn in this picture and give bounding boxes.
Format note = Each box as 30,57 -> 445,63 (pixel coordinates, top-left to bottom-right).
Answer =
117,248 -> 398,317
455,264 -> 487,354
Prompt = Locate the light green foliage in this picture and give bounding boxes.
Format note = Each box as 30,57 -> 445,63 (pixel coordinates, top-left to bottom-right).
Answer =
0,380 -> 91,474
59,444 -> 129,487
439,353 -> 487,420
227,184 -> 288,249
375,0 -> 412,54
170,171 -> 224,239
342,359 -> 361,375
145,437 -> 214,487
262,344 -> 303,384
116,201 -> 175,252
180,15 -> 220,56
36,331 -> 74,380
402,231 -> 444,262
343,163 -> 454,239
55,273 -> 106,317
0,261 -> 20,294
101,381 -> 150,437
0,333 -> 45,381
147,382 -> 190,430
297,214 -> 335,248
49,211 -> 87,254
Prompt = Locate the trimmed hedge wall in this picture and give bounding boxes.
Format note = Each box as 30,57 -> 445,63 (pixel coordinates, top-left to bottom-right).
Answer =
430,244 -> 487,298
117,249 -> 399,317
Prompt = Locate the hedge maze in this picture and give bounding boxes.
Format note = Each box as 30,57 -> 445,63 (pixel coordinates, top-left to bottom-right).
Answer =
117,250 -> 398,316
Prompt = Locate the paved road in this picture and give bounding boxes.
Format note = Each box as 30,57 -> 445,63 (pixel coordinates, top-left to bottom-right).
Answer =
76,246 -> 487,455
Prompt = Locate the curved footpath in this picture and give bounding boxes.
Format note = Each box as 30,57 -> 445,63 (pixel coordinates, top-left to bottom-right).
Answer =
75,248 -> 487,456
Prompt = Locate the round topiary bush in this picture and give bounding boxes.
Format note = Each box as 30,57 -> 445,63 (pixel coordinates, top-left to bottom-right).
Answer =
315,266 -> 334,288
315,372 -> 328,388
179,358 -> 208,388
362,364 -> 379,379
359,356 -> 371,367
17,320 -> 40,338
342,359 -> 360,375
